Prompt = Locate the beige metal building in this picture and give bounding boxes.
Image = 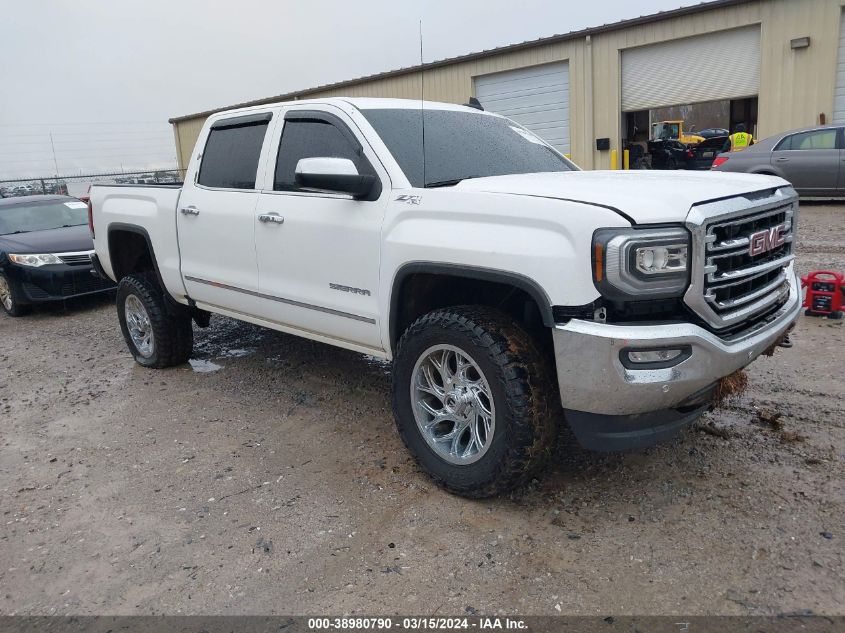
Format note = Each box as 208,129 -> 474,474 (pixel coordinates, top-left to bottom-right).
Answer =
170,0 -> 845,171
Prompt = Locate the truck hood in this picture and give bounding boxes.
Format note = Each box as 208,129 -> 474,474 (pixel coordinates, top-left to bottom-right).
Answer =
454,170 -> 787,224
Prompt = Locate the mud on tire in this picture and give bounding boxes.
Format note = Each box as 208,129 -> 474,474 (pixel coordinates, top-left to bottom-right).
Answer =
392,305 -> 559,498
116,272 -> 193,368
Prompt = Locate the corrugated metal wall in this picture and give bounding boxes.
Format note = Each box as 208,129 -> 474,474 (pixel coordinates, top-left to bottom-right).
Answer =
173,0 -> 842,171
620,26 -> 761,111
835,8 -> 845,122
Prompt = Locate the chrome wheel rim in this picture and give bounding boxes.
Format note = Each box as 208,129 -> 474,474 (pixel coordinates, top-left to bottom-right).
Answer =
124,294 -> 154,358
410,344 -> 495,465
0,275 -> 12,311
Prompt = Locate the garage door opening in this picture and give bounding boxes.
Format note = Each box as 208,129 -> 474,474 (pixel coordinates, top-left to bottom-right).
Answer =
620,24 -> 760,170
623,97 -> 757,169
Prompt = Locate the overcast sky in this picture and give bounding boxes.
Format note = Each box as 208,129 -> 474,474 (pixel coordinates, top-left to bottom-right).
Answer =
0,0 -> 702,180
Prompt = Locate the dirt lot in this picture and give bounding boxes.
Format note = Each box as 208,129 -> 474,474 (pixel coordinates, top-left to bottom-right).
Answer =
1,204 -> 843,617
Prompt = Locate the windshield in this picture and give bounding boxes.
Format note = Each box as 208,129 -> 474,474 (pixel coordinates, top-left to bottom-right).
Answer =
361,108 -> 576,187
0,199 -> 88,235
655,123 -> 681,140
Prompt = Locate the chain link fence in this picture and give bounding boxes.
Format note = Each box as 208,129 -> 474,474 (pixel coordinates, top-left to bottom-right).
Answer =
0,169 -> 186,199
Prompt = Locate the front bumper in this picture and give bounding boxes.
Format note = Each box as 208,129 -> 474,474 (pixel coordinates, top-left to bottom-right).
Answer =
6,262 -> 115,303
553,268 -> 801,417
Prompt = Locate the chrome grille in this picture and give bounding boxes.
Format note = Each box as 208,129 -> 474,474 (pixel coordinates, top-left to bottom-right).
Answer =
58,251 -> 94,266
685,188 -> 798,332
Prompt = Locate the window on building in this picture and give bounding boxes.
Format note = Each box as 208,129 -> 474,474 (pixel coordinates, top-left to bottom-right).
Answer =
197,120 -> 269,189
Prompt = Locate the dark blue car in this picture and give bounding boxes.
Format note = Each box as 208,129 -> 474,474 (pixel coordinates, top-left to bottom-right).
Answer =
0,195 -> 115,316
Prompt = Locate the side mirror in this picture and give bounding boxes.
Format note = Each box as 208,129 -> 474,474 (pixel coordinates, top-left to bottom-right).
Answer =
294,157 -> 376,199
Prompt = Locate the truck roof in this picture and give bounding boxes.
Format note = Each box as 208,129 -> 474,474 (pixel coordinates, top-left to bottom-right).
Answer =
208,97 -> 490,121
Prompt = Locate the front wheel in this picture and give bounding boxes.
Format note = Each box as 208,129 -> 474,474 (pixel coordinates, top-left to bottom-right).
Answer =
0,272 -> 30,317
116,273 -> 193,368
392,306 -> 558,498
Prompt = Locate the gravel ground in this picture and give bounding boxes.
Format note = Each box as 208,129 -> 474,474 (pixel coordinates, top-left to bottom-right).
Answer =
0,203 -> 843,616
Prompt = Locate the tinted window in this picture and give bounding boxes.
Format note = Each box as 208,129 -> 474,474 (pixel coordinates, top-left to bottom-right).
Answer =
274,120 -> 374,191
776,129 -> 837,151
0,199 -> 88,235
361,109 -> 575,188
699,136 -> 729,149
198,121 -> 269,189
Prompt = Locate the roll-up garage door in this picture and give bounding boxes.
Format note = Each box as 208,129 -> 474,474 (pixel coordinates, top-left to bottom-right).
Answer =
833,10 -> 845,122
474,62 -> 570,152
622,26 -> 760,111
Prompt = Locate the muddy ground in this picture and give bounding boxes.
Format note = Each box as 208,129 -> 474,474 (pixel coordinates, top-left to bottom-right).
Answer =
1,203 -> 843,616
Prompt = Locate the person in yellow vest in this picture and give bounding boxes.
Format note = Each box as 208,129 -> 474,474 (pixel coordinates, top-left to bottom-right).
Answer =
728,123 -> 753,152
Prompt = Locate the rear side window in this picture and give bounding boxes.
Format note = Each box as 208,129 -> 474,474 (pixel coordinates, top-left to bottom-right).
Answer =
776,129 -> 837,151
699,136 -> 729,149
198,119 -> 269,189
274,119 -> 374,191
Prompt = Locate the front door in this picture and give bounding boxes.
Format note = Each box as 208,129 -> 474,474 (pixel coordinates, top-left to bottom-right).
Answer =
253,106 -> 388,352
177,111 -> 274,313
771,128 -> 839,195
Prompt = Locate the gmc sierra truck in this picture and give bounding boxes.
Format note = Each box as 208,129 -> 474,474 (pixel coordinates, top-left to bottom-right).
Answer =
90,98 -> 799,497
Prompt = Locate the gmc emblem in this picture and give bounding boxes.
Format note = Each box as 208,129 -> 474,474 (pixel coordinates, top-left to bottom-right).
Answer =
748,224 -> 787,256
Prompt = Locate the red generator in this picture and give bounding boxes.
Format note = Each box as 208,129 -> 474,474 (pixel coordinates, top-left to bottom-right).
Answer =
801,271 -> 845,319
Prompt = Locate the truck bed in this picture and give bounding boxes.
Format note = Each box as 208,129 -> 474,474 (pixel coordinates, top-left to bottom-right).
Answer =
90,183 -> 187,301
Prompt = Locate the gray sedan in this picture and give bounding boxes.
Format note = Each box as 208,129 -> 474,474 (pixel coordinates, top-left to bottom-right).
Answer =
711,125 -> 843,197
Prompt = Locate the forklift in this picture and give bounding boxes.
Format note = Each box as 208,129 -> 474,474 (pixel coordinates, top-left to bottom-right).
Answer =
647,120 -> 704,169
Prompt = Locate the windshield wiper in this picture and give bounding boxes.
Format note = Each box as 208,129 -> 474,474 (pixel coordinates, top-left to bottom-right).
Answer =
7,230 -> 31,235
424,176 -> 479,188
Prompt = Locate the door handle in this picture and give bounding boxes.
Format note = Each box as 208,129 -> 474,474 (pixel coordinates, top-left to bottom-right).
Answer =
180,206 -> 200,216
774,157 -> 789,162
258,213 -> 285,225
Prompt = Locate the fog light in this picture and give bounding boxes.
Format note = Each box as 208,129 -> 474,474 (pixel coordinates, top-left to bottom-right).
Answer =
628,349 -> 683,363
621,346 -> 691,369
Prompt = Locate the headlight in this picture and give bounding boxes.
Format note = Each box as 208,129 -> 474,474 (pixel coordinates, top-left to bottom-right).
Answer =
592,227 -> 690,300
8,253 -> 64,267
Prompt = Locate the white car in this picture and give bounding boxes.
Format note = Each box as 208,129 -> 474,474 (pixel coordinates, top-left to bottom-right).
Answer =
90,98 -> 800,497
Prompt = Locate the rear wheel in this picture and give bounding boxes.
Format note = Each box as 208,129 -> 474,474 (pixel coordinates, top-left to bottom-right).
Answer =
0,272 -> 31,317
392,306 -> 558,498
116,273 -> 193,368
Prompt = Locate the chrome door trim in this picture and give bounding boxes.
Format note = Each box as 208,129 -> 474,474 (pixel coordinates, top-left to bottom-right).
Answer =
183,275 -> 376,324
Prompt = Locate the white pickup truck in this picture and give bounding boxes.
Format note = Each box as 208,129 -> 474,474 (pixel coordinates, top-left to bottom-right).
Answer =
90,97 -> 799,497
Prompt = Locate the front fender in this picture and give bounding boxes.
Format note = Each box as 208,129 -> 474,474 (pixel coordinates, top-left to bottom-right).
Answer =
378,189 -> 630,351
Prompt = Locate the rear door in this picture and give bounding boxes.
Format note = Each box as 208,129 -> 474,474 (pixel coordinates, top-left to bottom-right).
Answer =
770,128 -> 839,195
177,111 -> 275,313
